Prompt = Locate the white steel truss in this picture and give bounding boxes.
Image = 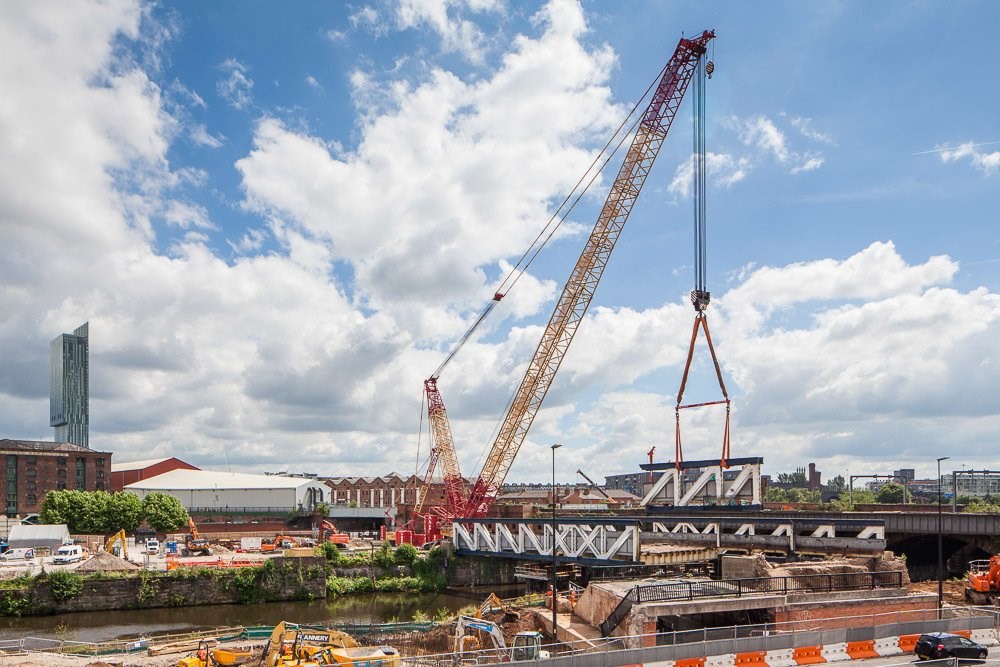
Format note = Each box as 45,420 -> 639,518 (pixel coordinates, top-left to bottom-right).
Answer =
452,521 -> 640,562
640,462 -> 761,507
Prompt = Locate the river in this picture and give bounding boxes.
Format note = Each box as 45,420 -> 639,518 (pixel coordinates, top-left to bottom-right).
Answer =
0,590 -> 484,644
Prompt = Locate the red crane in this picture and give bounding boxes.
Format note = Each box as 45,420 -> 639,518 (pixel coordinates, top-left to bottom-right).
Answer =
463,30 -> 716,519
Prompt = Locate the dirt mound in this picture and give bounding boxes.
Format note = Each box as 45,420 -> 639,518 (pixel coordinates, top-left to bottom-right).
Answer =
76,551 -> 140,571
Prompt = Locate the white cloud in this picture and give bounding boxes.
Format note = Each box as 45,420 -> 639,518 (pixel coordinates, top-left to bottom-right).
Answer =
394,0 -> 504,63
668,152 -> 750,198
939,141 -> 1000,175
305,75 -> 322,90
721,114 -> 829,177
790,116 -> 833,144
190,123 -> 223,148
217,58 -> 253,110
2,0 -> 999,485
164,200 -> 215,229
790,155 -> 824,174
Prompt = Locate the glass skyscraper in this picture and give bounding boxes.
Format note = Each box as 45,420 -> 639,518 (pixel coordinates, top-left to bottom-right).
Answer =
50,322 -> 89,448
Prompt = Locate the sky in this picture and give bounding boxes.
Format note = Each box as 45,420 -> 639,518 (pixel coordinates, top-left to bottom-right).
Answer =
1,0 -> 999,487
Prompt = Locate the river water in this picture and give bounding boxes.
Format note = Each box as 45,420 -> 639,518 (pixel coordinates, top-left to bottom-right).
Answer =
0,590 -> 483,644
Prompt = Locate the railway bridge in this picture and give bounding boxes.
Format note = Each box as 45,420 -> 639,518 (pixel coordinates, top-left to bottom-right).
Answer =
451,509 -> 998,577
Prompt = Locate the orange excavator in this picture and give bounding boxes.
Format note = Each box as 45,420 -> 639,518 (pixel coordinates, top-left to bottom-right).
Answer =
260,536 -> 300,554
183,517 -> 212,557
966,556 -> 1000,603
321,521 -> 350,547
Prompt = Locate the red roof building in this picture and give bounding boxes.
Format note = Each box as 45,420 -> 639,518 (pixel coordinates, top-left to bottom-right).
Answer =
110,457 -> 198,492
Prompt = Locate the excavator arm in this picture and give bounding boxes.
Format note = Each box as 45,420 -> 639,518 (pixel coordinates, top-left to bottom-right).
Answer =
463,30 -> 716,518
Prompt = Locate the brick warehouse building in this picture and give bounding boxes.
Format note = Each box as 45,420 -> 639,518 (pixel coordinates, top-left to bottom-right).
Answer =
0,439 -> 112,516
111,457 -> 199,491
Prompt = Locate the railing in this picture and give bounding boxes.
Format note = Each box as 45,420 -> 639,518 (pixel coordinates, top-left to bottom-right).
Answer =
599,570 -> 904,636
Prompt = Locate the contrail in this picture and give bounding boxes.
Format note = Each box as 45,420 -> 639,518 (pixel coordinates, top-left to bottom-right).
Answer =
913,140 -> 1000,156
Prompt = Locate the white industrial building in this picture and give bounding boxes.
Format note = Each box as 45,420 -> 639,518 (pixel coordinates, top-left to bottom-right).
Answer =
124,469 -> 327,512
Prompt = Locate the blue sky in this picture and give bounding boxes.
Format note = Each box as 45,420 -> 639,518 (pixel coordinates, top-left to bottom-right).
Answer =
1,0 -> 998,486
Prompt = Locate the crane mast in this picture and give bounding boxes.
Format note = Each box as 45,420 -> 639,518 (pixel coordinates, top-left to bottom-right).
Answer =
423,377 -> 468,516
463,30 -> 716,519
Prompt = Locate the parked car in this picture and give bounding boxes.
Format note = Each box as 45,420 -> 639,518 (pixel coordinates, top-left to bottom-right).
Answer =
145,539 -> 160,555
52,544 -> 84,564
0,548 -> 34,561
915,632 -> 988,660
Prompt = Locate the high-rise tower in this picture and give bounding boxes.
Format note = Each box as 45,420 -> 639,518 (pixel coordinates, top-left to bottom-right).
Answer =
50,322 -> 89,447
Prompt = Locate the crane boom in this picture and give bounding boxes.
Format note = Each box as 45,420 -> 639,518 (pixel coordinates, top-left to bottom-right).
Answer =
424,377 -> 468,515
463,30 -> 716,518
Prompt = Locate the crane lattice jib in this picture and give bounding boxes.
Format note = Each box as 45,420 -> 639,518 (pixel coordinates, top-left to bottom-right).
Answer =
413,446 -> 439,515
424,377 -> 468,516
464,30 -> 715,518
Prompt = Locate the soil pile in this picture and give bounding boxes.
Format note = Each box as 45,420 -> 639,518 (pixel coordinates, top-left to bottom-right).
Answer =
76,551 -> 140,572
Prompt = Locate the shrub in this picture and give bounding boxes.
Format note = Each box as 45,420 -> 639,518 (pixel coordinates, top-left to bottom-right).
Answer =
394,544 -> 418,565
47,570 -> 84,602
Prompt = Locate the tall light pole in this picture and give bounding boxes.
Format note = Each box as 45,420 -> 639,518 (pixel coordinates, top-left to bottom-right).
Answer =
551,443 -> 562,640
937,456 -> 950,610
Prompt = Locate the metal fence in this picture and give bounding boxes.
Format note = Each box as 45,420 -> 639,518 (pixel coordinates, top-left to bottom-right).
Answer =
601,570 -> 904,636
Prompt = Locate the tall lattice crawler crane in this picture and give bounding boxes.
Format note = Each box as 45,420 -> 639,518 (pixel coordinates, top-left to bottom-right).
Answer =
463,30 -> 717,519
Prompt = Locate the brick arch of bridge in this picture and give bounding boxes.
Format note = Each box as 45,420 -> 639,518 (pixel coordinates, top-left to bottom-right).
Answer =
887,532 -> 1000,580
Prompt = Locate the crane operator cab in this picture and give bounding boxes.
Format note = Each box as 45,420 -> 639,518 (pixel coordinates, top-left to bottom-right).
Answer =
510,632 -> 549,661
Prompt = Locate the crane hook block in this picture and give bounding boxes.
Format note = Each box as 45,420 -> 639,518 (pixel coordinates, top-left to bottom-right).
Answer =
706,61 -> 715,79
691,289 -> 711,311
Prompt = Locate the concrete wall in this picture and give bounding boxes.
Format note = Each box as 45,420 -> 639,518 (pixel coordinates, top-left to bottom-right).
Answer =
0,556 -> 325,617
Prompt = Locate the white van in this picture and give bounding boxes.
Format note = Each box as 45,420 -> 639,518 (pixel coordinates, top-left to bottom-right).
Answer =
145,539 -> 160,555
1,548 -> 35,561
52,544 -> 84,564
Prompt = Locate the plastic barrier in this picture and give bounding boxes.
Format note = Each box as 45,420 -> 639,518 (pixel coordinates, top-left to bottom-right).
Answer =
844,641 -> 878,660
735,651 -> 768,667
792,646 -> 826,665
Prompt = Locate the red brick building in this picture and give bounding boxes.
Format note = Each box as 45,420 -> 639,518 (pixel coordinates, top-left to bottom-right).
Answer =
0,439 -> 112,517
110,457 -> 199,491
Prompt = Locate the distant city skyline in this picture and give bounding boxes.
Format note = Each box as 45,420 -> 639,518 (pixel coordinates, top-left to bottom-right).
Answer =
50,322 -> 89,448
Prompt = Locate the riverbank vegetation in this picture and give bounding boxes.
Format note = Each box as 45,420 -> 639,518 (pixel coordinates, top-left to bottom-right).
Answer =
0,544 -> 449,616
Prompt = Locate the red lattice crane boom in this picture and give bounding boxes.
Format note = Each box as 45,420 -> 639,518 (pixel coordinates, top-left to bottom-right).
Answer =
463,30 -> 716,519
421,377 -> 468,517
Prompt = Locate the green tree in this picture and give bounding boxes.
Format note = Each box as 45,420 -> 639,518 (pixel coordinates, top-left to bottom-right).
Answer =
40,490 -> 72,525
825,475 -> 847,494
876,482 -> 905,504
142,493 -> 189,532
787,488 -> 821,503
776,471 -> 807,486
108,492 -> 144,531
765,487 -> 788,502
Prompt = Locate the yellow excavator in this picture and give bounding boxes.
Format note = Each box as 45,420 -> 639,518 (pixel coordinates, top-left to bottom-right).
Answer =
259,622 -> 399,667
106,529 -> 127,559
178,639 -> 255,667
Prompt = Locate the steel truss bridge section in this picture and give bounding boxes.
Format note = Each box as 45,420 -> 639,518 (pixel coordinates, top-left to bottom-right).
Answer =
452,518 -> 641,565
644,514 -> 885,556
639,457 -> 763,507
451,515 -> 886,564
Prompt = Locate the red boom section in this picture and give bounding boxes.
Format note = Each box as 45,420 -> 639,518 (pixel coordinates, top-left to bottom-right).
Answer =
463,30 -> 716,519
423,377 -> 468,516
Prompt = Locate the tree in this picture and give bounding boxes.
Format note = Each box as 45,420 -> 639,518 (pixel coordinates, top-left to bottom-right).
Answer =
142,493 -> 189,532
876,482 -> 904,504
765,487 -> 788,502
787,488 -> 821,504
40,490 -> 72,525
825,475 -> 847,494
108,492 -> 144,532
776,471 -> 807,486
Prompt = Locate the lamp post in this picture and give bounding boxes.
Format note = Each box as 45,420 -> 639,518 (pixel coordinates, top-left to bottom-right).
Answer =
551,443 -> 562,640
937,456 -> 949,610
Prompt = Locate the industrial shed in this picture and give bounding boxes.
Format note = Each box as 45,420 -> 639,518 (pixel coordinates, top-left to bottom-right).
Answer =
124,469 -> 327,512
7,524 -> 71,551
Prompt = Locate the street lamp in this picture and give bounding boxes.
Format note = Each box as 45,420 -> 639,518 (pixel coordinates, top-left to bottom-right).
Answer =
551,443 -> 562,640
937,456 -> 950,610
